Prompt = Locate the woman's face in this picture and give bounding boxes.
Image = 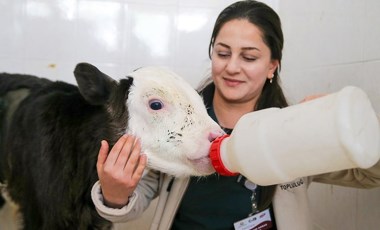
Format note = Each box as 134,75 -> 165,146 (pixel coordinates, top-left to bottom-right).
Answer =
211,19 -> 278,104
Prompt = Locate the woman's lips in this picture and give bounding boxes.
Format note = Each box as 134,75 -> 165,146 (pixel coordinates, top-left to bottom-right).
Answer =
224,78 -> 244,87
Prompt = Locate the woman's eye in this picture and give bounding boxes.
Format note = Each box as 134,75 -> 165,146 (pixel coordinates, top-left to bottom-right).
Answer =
149,99 -> 163,110
243,56 -> 257,61
217,52 -> 230,58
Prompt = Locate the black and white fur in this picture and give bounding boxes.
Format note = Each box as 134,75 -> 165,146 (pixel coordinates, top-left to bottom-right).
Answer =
0,63 -> 223,229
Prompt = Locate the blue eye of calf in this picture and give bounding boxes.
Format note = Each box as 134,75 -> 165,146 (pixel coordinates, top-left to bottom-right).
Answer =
149,100 -> 163,110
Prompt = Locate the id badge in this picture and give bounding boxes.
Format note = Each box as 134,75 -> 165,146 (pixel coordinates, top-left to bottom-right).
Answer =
234,208 -> 272,230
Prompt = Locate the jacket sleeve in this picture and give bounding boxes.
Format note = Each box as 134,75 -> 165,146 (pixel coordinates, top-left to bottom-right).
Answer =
312,114 -> 380,189
312,159 -> 380,189
91,169 -> 161,222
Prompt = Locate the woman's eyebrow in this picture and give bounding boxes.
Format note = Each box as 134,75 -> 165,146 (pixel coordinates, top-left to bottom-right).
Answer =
215,42 -> 230,49
215,42 -> 260,51
242,47 -> 261,52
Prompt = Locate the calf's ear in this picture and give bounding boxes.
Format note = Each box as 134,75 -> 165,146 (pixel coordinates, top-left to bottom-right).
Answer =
74,62 -> 116,105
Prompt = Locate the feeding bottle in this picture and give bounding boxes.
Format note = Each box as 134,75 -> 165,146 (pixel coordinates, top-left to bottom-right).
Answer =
209,86 -> 380,186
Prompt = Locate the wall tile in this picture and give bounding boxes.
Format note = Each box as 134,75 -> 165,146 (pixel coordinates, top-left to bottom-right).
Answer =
363,0 -> 380,60
281,0 -> 366,70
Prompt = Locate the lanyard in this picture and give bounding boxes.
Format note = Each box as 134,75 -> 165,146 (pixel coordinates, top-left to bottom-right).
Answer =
237,175 -> 259,215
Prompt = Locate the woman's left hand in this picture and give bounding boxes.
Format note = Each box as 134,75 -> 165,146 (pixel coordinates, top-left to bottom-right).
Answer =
299,94 -> 327,103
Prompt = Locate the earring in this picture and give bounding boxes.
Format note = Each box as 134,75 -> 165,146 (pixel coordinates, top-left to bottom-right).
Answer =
269,74 -> 274,84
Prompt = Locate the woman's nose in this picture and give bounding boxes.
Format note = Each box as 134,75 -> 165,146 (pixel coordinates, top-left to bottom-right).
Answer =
225,56 -> 241,74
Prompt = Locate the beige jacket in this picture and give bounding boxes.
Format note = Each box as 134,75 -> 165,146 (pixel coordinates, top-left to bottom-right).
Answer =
92,160 -> 380,230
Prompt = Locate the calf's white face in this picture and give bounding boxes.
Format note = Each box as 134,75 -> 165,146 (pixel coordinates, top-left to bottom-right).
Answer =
126,67 -> 224,177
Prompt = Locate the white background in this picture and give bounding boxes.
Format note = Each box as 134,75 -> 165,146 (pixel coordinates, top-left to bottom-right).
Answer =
1,0 -> 380,229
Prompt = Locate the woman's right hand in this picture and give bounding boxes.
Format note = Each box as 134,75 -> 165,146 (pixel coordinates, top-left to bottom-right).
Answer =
96,134 -> 147,208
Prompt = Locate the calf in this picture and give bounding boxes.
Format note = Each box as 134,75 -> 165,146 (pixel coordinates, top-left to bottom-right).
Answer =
0,63 -> 223,229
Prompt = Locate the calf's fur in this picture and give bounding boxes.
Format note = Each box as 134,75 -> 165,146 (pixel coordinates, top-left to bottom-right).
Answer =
0,63 -> 141,229
0,63 -> 223,229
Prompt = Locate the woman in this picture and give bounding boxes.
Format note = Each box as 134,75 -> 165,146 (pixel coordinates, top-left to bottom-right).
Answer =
91,1 -> 380,229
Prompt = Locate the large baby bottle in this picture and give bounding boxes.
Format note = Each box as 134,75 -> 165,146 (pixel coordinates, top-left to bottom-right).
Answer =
209,86 -> 380,185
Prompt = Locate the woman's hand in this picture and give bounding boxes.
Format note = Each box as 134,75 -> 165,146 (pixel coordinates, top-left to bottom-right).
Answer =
299,94 -> 327,103
96,135 -> 147,208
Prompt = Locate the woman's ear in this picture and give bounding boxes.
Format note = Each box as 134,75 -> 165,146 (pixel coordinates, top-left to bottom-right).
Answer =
268,59 -> 279,80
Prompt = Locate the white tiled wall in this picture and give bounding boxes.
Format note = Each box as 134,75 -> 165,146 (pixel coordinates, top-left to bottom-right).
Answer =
280,0 -> 380,113
1,0 -> 380,229
0,0 -> 238,86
